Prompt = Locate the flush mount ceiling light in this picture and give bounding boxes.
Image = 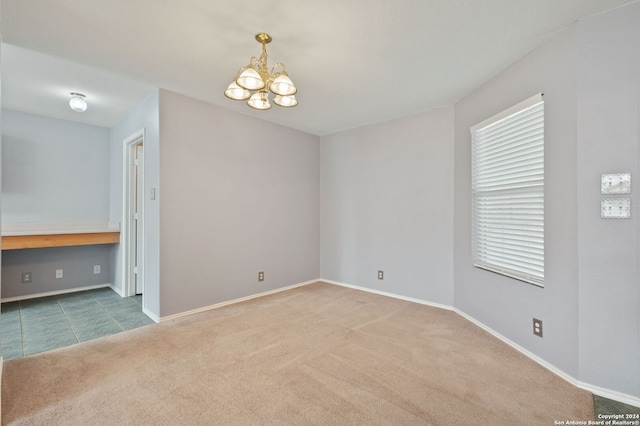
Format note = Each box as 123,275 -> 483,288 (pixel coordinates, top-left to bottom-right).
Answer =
224,33 -> 298,110
69,92 -> 87,112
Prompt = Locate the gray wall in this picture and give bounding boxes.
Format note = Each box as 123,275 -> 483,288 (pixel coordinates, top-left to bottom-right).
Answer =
2,246 -> 109,298
109,90 -> 160,318
452,3 -> 640,399
320,2 -> 640,400
157,90 -> 320,317
2,109 -> 110,222
320,106 -> 455,305
1,110 -> 111,298
577,3 -> 640,398
454,27 -> 581,377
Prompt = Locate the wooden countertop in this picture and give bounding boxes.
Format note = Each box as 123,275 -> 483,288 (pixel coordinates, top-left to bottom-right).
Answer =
1,222 -> 121,250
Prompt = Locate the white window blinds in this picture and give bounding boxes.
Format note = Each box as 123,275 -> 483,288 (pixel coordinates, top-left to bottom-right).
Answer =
471,93 -> 544,287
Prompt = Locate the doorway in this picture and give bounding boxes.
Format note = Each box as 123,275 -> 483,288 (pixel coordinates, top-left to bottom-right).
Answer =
124,130 -> 145,298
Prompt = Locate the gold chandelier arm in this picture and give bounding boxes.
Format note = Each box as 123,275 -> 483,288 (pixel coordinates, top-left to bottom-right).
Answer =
234,56 -> 259,80
270,62 -> 287,76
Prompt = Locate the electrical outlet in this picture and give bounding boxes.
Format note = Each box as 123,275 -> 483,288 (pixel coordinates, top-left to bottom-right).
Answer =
378,270 -> 384,280
533,318 -> 543,337
93,265 -> 101,274
258,271 -> 264,282
22,272 -> 32,283
56,269 -> 64,279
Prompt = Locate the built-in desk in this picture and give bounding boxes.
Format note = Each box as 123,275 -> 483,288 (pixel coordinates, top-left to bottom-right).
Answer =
1,222 -> 121,250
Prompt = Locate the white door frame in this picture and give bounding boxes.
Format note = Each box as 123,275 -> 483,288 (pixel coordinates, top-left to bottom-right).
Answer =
135,145 -> 144,295
122,129 -> 145,297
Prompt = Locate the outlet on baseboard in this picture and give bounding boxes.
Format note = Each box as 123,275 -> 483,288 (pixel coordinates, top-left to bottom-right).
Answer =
533,318 -> 543,337
56,269 -> 63,279
22,272 -> 32,283
258,271 -> 264,282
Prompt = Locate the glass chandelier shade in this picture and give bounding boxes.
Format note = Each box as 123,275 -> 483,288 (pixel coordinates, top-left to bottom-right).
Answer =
236,67 -> 265,91
247,91 -> 271,110
225,33 -> 298,109
224,82 -> 251,100
270,72 -> 296,96
273,94 -> 297,107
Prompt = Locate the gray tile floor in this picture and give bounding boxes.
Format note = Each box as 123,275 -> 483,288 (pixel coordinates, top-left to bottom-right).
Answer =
594,395 -> 640,417
1,287 -> 154,360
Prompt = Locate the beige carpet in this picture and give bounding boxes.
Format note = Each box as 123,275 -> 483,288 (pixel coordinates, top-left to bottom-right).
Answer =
2,282 -> 593,425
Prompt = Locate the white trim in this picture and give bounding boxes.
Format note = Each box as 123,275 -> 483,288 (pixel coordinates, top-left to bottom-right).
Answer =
453,308 -> 585,389
580,383 -> 640,409
1,283 -> 111,303
122,129 -> 146,298
1,221 -> 120,236
109,283 -> 127,298
321,279 -> 454,312
453,308 -> 640,408
470,92 -> 543,133
109,284 -> 158,324
319,279 -> 640,408
135,145 -> 145,296
159,279 -> 318,322
142,307 -> 160,323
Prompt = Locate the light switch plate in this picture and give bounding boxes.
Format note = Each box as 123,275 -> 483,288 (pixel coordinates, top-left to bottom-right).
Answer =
601,198 -> 631,218
601,173 -> 631,194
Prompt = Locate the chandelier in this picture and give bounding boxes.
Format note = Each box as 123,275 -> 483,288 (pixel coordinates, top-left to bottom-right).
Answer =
224,33 -> 298,110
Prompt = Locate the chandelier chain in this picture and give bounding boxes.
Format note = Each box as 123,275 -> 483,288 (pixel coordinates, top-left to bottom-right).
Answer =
257,42 -> 270,86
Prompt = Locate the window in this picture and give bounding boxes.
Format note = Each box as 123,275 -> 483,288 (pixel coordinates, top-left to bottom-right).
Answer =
471,93 -> 544,287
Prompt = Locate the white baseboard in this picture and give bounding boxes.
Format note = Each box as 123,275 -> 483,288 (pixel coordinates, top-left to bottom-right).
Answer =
109,283 -> 126,298
159,279 -> 319,322
142,306 -> 160,323
451,308 -> 640,407
1,283 -> 112,303
106,285 -> 158,323
320,279 -> 455,312
320,279 -> 640,409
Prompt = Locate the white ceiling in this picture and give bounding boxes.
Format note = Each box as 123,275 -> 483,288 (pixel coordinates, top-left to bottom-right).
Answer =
1,0 -> 637,136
